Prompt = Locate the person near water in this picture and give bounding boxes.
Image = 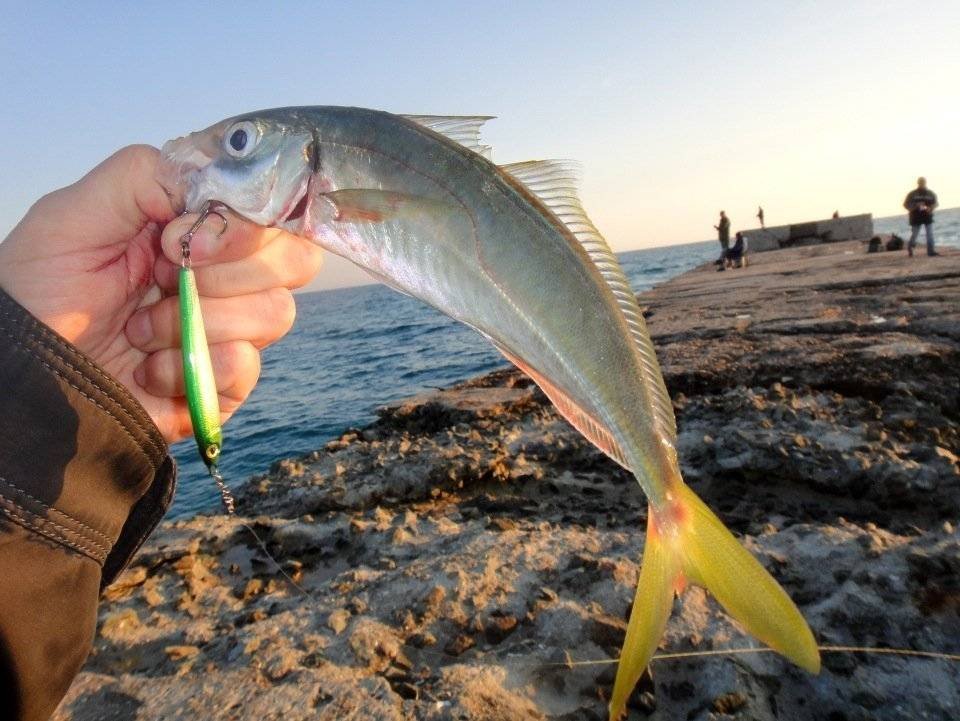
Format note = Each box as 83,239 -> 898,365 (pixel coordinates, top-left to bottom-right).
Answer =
0,145 -> 323,721
757,206 -> 765,228
714,211 -> 730,265
724,231 -> 748,269
903,177 -> 939,257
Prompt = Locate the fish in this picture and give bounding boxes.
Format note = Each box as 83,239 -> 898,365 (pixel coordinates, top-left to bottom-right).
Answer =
157,107 -> 820,718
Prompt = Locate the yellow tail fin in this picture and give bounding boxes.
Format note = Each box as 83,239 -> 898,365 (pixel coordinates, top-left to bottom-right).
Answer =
609,483 -> 820,720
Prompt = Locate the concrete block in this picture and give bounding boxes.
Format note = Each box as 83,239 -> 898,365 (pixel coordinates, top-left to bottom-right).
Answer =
739,214 -> 873,253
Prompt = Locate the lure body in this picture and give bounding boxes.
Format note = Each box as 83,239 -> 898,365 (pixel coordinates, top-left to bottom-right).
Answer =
179,265 -> 222,467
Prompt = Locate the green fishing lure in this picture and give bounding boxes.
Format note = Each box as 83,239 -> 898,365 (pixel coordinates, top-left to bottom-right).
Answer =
179,206 -> 233,512
179,264 -> 222,467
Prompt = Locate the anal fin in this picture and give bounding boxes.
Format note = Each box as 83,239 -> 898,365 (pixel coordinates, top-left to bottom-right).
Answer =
492,343 -> 629,469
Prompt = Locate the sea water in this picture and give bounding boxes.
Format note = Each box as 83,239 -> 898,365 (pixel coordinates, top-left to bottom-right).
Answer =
170,209 -> 959,517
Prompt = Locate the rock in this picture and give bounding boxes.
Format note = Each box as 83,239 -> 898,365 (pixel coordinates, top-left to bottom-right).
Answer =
484,613 -> 519,643
488,517 -> 517,532
99,609 -> 140,638
102,566 -> 149,601
444,634 -> 476,656
262,648 -> 299,681
239,578 -> 264,600
406,631 -> 437,648
712,691 -> 748,714
327,609 -> 351,635
164,645 -> 200,662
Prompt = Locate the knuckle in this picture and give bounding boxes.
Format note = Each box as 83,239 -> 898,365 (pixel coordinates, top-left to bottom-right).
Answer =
144,349 -> 179,394
290,241 -> 323,288
151,297 -> 178,345
117,144 -> 159,177
216,341 -> 261,393
265,287 -> 297,336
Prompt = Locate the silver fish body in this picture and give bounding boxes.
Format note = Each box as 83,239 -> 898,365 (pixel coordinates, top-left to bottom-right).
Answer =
165,107 -> 674,500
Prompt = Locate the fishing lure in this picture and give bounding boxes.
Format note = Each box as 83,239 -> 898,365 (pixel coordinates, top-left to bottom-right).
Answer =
178,203 -> 234,512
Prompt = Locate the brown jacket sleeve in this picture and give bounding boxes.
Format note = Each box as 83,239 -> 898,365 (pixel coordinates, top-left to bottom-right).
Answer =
0,288 -> 176,721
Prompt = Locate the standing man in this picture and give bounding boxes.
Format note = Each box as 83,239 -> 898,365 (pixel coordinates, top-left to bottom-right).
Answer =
757,206 -> 765,228
903,177 -> 939,257
714,210 -> 731,265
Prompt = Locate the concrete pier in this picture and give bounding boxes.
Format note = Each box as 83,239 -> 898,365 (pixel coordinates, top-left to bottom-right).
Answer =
742,213 -> 873,252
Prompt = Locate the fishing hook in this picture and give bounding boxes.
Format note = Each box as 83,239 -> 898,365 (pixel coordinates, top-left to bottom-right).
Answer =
179,200 -> 230,268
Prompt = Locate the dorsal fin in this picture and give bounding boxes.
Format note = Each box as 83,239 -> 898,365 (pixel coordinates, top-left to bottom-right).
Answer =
402,115 -> 494,158
500,160 -> 677,441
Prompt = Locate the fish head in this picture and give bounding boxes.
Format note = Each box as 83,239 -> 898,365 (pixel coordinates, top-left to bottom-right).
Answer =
157,112 -> 315,226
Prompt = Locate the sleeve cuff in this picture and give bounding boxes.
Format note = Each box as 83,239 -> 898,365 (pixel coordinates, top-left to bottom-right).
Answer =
0,287 -> 176,588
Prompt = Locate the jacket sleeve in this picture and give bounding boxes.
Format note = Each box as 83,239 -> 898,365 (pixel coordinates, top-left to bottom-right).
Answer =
0,287 -> 176,721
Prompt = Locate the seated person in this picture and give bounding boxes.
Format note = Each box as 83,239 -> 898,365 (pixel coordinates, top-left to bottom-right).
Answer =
724,232 -> 748,268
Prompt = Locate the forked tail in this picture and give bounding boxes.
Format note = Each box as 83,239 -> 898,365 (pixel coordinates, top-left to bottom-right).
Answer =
609,482 -> 820,720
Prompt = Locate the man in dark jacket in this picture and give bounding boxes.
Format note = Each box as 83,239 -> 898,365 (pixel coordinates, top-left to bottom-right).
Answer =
903,177 -> 939,257
0,145 -> 323,721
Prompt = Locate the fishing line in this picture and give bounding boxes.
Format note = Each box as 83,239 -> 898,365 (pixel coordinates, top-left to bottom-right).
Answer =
213,473 -> 318,601
551,645 -> 960,668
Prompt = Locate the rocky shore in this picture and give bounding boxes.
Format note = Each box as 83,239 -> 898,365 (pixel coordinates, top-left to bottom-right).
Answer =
55,241 -> 960,721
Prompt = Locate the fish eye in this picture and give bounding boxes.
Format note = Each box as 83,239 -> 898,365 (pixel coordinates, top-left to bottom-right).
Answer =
223,120 -> 260,159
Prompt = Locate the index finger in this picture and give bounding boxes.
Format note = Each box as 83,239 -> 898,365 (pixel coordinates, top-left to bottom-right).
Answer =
159,210 -> 293,267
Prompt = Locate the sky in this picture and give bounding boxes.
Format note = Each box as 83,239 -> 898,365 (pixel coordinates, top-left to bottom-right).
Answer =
1,1 -> 958,290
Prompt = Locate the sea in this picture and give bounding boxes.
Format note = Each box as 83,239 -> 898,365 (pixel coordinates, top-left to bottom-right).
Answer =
169,208 -> 960,518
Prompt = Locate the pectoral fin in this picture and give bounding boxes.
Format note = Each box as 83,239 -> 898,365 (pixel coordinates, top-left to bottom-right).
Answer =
322,189 -> 414,223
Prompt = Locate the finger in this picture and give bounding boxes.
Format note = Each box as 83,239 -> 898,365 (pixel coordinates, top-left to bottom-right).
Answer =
35,146 -> 177,253
126,288 -> 296,352
159,210 -> 292,267
133,340 -> 261,403
161,235 -> 324,297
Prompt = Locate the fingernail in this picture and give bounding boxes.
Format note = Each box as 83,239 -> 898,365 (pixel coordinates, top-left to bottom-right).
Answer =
190,224 -> 218,260
189,218 -> 225,260
133,364 -> 146,387
126,311 -> 153,347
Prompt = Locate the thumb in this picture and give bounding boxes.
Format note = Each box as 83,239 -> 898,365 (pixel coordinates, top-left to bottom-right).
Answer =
24,145 -> 178,253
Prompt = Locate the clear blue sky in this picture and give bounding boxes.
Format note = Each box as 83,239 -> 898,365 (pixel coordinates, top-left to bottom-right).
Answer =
2,1 -> 957,289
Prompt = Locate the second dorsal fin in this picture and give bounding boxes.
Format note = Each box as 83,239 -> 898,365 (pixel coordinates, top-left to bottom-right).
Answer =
499,160 -> 677,442
402,115 -> 494,158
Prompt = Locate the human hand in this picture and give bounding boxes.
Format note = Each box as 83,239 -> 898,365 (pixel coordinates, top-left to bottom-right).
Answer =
0,145 -> 323,443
